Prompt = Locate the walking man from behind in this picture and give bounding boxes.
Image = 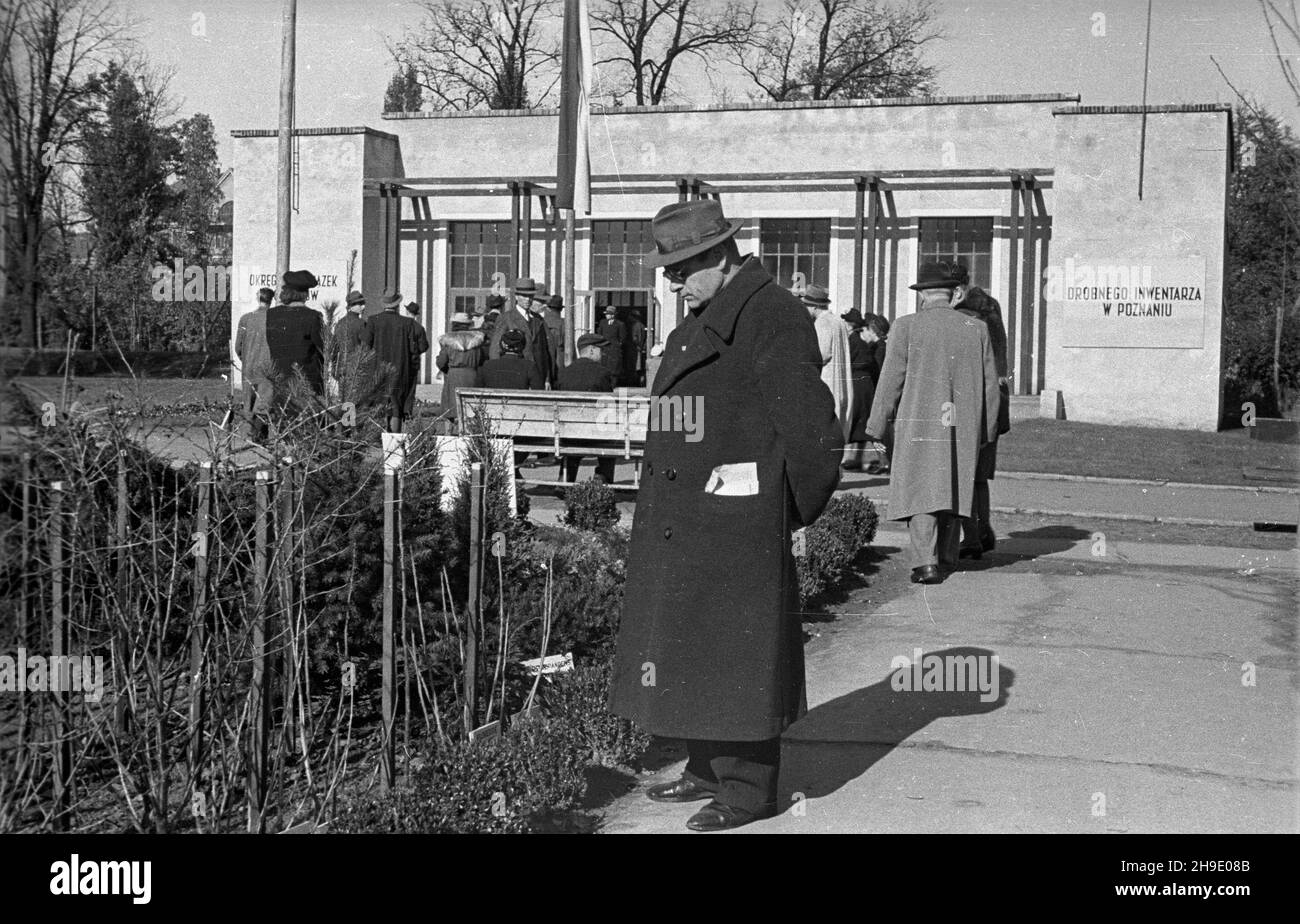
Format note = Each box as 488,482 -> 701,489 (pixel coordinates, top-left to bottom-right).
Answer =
865,262 -> 1001,585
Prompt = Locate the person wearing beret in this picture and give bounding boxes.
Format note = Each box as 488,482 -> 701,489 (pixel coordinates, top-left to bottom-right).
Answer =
865,261 -> 1001,585
487,278 -> 552,387
607,199 -> 843,832
952,263 -> 1011,558
556,332 -> 618,484
265,269 -> 326,413
479,328 -> 545,390
363,290 -> 429,432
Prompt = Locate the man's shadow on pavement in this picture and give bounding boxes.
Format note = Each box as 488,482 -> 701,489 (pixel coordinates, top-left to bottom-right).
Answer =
778,647 -> 1015,804
955,525 -> 1093,573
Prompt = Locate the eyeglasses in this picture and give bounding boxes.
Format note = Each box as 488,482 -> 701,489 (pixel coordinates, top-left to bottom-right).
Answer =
663,262 -> 691,283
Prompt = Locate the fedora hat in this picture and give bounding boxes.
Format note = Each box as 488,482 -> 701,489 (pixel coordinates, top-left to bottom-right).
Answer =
381,290 -> 403,309
800,285 -> 832,307
345,290 -> 365,307
842,308 -> 866,328
642,200 -> 744,268
513,277 -> 539,297
910,261 -> 962,291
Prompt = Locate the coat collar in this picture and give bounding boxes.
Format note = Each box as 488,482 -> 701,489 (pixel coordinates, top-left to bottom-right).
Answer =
652,256 -> 771,396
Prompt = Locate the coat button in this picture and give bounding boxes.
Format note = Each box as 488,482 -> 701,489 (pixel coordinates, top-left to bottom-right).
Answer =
666,468 -> 676,480
663,527 -> 672,539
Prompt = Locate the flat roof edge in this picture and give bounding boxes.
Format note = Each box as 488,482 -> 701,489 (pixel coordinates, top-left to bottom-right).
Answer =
231,126 -> 400,140
380,93 -> 1083,121
1053,103 -> 1232,116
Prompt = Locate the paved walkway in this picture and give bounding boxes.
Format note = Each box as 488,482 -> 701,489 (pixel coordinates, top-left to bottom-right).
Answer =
597,527 -> 1298,833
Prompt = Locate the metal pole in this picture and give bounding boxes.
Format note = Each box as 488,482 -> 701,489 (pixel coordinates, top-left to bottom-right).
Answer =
1137,0 -> 1154,200
276,0 -> 297,275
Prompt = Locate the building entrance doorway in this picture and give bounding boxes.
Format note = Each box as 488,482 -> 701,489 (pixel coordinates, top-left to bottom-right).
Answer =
590,289 -> 651,387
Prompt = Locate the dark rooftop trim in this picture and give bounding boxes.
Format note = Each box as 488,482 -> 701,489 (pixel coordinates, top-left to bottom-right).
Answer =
1052,103 -> 1232,116
381,93 -> 1082,121
230,126 -> 400,140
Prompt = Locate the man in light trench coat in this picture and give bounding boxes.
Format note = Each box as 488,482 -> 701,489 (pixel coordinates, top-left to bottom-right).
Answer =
866,261 -> 1002,585
608,200 -> 844,832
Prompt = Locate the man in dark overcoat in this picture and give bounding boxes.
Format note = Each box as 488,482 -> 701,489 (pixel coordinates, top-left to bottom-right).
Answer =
865,262 -> 1001,585
487,278 -> 552,386
265,270 -> 326,415
596,304 -> 629,383
363,290 -> 428,432
608,200 -> 844,832
556,332 -> 618,484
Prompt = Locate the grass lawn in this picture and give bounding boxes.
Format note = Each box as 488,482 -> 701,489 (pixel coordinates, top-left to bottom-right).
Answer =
999,419 -> 1299,486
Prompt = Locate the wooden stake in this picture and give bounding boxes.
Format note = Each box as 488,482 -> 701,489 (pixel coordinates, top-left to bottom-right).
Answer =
381,467 -> 398,790
276,0 -> 297,275
188,462 -> 213,797
248,469 -> 272,832
278,458 -> 296,751
17,453 -> 31,755
49,481 -> 69,832
114,451 -> 129,734
464,462 -> 483,737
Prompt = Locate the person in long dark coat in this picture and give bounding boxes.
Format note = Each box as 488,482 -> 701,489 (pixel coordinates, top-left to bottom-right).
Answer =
608,200 -> 843,832
363,290 -> 428,432
862,314 -> 891,474
479,328 -> 544,390
265,270 -> 326,416
953,266 -> 1011,557
865,262 -> 1001,585
596,304 -> 628,382
840,309 -> 874,470
487,278 -> 552,386
434,312 -> 485,434
234,287 -> 275,440
556,332 -> 618,484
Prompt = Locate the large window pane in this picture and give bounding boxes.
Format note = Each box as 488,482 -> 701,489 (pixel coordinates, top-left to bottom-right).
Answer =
759,219 -> 831,290
917,217 -> 994,290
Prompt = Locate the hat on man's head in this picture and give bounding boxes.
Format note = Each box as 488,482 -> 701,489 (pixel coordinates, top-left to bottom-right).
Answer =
345,290 -> 365,307
513,277 -> 539,297
909,262 -> 962,291
283,269 -> 318,290
842,308 -> 866,329
381,290 -> 403,309
405,301 -> 421,315
642,199 -> 744,268
486,293 -> 506,310
576,332 -> 611,352
800,285 -> 832,308
546,295 -> 564,310
500,329 -> 527,352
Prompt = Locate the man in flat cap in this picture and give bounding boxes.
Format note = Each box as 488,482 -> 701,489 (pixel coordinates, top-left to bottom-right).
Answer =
265,270 -> 326,416
608,199 -> 843,831
488,277 -> 552,386
363,290 -> 429,432
865,261 -> 1001,585
556,331 -> 618,484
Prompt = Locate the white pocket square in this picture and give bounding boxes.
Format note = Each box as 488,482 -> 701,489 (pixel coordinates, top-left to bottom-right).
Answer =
704,462 -> 759,496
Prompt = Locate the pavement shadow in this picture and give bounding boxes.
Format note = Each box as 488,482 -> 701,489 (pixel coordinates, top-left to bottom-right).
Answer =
778,647 -> 1015,804
956,525 -> 1093,572
802,544 -> 895,621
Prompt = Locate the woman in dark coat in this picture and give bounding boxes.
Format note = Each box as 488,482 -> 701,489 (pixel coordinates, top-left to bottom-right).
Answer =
435,312 -> 485,434
862,314 -> 891,474
954,285 -> 1010,554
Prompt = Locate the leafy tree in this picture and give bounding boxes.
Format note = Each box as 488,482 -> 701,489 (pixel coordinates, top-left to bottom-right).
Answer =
391,0 -> 559,111
732,0 -> 940,102
171,113 -> 228,352
1224,103 -> 1300,419
383,63 -> 424,112
0,0 -> 127,347
592,0 -> 757,106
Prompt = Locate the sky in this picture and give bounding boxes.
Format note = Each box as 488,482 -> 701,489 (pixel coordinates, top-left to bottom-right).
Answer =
128,0 -> 1299,165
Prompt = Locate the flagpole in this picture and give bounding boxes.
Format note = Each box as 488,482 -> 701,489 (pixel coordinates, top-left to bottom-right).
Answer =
276,0 -> 297,276
1137,0 -> 1153,200
564,209 -> 576,364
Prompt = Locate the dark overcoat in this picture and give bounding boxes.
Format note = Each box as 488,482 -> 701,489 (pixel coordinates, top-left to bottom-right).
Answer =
608,258 -> 843,742
265,301 -> 325,394
956,287 -> 1011,479
364,310 -> 427,417
488,304 -> 552,385
847,333 -> 874,443
865,305 -> 1000,521
435,329 -> 485,421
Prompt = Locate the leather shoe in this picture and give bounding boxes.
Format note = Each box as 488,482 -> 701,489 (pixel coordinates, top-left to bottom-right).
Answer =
981,536 -> 996,553
958,546 -> 983,560
646,776 -> 715,803
911,565 -> 943,584
686,800 -> 775,832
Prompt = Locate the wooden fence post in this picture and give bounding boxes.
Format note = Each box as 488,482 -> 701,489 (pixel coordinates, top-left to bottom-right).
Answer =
188,461 -> 213,805
49,481 -> 70,832
114,450 -> 129,734
464,462 -> 483,738
248,468 -> 272,832
17,454 -> 32,756
277,457 -> 296,752
381,434 -> 406,792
